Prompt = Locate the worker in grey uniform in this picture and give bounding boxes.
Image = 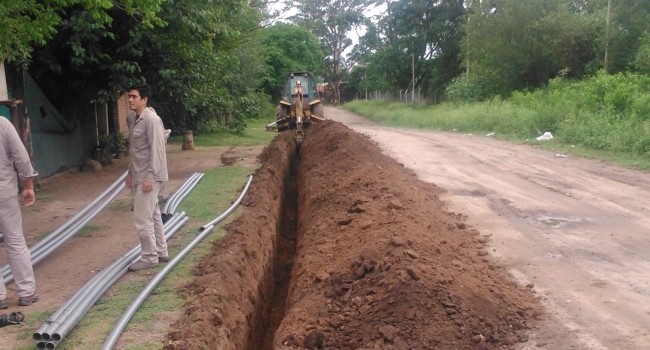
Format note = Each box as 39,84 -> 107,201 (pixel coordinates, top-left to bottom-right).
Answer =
127,109 -> 171,205
0,116 -> 38,308
125,84 -> 170,271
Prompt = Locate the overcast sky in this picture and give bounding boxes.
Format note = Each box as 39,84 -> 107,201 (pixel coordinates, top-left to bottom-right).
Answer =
267,0 -> 387,59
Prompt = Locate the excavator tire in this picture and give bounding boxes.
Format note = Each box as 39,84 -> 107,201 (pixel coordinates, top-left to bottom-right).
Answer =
311,103 -> 325,119
276,105 -> 289,132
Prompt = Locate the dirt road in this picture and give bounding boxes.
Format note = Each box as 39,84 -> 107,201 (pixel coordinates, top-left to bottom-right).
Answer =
327,107 -> 650,350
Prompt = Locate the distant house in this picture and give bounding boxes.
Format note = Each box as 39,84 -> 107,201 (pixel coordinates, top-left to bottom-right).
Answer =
1,60 -> 130,179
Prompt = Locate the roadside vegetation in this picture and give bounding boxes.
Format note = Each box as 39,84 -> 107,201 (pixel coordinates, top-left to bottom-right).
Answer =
5,1 -> 649,140
168,118 -> 277,147
344,72 -> 650,170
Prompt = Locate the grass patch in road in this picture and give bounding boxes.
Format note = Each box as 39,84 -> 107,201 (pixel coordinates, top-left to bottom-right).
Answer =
110,199 -> 132,211
33,193 -> 56,202
168,117 -> 277,147
76,224 -> 107,237
177,166 -> 252,221
10,310 -> 51,344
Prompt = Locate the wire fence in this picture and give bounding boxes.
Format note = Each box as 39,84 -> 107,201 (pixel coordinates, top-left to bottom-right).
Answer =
355,89 -> 443,105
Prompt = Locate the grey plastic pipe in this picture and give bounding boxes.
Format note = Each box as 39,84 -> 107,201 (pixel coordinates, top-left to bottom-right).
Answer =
36,215 -> 188,349
165,172 -> 204,215
101,175 -> 253,350
2,171 -> 128,284
168,173 -> 205,214
200,175 -> 253,230
33,172 -> 204,348
55,217 -> 190,344
35,213 -> 186,342
163,173 -> 201,214
30,171 -> 128,253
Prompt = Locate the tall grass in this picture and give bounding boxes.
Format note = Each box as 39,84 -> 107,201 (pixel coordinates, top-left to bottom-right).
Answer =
344,72 -> 650,168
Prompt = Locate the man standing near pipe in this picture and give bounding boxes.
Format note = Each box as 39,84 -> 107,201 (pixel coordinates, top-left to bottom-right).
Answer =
127,110 -> 172,206
124,84 -> 170,272
0,116 -> 38,308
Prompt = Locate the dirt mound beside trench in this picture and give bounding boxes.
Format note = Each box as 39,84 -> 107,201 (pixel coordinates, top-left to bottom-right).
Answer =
164,121 -> 542,350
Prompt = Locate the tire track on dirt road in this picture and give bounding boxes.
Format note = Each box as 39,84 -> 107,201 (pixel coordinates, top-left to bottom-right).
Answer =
328,107 -> 650,350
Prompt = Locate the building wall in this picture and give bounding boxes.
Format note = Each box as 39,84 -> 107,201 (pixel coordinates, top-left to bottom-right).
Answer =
24,72 -> 84,178
5,64 -> 132,179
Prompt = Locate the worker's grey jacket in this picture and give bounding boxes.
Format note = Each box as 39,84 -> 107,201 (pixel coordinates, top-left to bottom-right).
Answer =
128,108 -> 168,185
0,117 -> 37,200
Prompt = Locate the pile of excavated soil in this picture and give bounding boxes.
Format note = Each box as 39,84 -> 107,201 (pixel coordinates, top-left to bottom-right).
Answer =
164,121 -> 543,350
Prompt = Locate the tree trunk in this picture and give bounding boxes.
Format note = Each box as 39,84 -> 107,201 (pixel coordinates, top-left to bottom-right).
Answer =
604,0 -> 612,73
182,130 -> 194,150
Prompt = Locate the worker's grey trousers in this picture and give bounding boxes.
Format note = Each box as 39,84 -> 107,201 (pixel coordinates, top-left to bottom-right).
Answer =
0,196 -> 36,300
133,182 -> 167,263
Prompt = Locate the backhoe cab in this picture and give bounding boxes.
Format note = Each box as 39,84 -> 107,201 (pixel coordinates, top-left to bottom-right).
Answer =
267,72 -> 325,148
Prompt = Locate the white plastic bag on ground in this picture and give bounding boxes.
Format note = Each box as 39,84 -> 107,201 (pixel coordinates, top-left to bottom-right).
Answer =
536,131 -> 553,141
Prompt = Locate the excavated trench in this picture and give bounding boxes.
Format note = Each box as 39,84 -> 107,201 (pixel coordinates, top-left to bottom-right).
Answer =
256,147 -> 300,349
164,121 -> 544,350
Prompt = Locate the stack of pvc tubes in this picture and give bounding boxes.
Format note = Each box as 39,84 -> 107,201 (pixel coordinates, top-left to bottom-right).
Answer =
33,213 -> 189,350
101,175 -> 253,350
161,172 -> 205,222
2,171 -> 129,285
32,172 -> 204,349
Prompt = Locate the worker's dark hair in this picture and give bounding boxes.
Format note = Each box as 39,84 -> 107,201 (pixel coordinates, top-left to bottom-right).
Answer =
127,84 -> 152,107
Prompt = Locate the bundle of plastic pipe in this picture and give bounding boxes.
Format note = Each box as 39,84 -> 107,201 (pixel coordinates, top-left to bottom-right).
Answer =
101,175 -> 253,350
33,172 -> 204,349
161,172 -> 204,222
33,213 -> 189,350
2,171 -> 128,285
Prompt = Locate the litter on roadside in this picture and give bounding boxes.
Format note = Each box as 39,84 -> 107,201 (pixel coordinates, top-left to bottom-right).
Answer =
536,131 -> 554,141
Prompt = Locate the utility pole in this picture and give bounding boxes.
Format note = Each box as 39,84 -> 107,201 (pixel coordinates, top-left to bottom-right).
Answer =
365,71 -> 368,100
412,46 -> 415,104
466,12 -> 470,75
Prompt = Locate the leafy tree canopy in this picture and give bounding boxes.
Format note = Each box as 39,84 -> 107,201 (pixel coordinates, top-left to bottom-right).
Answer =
22,0 -> 268,133
290,0 -> 368,102
260,23 -> 324,102
0,0 -> 163,65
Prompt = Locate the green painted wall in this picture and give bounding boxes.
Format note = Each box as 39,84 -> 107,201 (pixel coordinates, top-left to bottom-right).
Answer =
24,73 -> 84,178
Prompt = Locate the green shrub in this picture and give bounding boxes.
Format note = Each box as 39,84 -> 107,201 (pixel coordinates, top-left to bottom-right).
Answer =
347,71 -> 650,161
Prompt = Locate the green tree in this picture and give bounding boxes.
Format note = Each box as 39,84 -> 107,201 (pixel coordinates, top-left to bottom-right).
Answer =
26,0 -> 267,133
0,0 -> 162,65
290,0 -> 368,104
389,0 -> 464,98
347,0 -> 464,102
633,32 -> 650,74
141,0 -> 267,132
604,0 -> 650,74
459,0 -> 602,99
29,5 -> 151,106
260,23 -> 323,102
